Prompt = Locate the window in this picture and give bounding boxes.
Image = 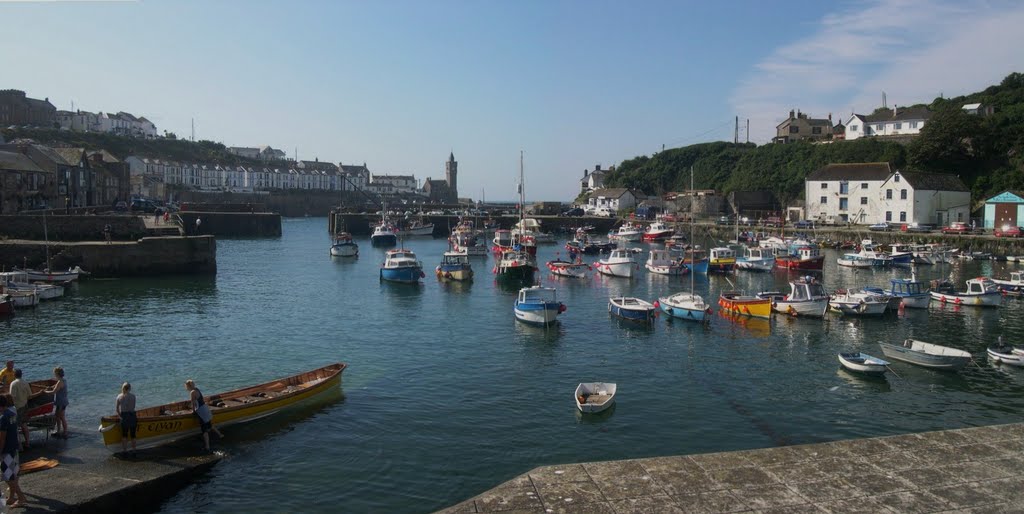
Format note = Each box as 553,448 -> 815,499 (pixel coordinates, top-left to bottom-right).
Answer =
812,126 -> 822,134
900,189 -> 907,200
861,183 -> 868,189
789,125 -> 799,134
910,121 -> 918,129
860,197 -> 868,205
886,211 -> 892,221
886,189 -> 893,199
876,124 -> 884,131
821,183 -> 827,189
894,174 -> 900,182
840,182 -> 849,194
900,211 -> 907,222
894,123 -> 902,130
850,125 -> 858,132
820,196 -> 827,205
839,198 -> 848,210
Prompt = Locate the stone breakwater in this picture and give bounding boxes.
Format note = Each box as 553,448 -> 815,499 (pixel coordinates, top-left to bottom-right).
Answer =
0,236 -> 216,277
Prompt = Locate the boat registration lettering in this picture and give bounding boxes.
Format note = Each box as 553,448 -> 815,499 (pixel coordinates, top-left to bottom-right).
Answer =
146,420 -> 183,432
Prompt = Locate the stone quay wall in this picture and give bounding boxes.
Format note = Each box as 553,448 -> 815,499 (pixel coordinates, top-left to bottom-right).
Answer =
177,212 -> 282,238
0,214 -> 148,242
0,236 -> 217,277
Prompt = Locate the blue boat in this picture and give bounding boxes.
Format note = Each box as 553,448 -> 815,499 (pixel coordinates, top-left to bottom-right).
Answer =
608,296 -> 656,323
680,248 -> 709,273
514,286 -> 565,325
380,249 -> 424,283
656,292 -> 709,322
885,277 -> 931,309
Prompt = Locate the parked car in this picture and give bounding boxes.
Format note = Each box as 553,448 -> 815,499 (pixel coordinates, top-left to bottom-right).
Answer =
994,225 -> 1023,238
113,201 -> 128,212
659,213 -> 677,222
561,207 -> 584,217
793,220 -> 814,229
595,207 -> 615,218
868,222 -> 892,232
941,222 -> 980,235
902,223 -> 933,233
130,198 -> 158,213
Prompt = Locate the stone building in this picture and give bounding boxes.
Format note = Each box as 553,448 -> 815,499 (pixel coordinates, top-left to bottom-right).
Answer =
0,90 -> 56,127
773,110 -> 833,144
445,151 -> 458,200
0,149 -> 49,213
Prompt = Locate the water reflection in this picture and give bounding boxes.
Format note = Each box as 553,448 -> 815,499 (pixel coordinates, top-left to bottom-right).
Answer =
835,368 -> 892,392
574,403 -> 616,424
716,311 -> 771,338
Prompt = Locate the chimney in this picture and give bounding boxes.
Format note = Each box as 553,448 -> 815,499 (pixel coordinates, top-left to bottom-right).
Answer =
789,109 -> 795,119
893,105 -> 898,117
595,164 -> 601,171
828,113 -> 832,123
797,109 -> 801,119
583,169 -> 588,178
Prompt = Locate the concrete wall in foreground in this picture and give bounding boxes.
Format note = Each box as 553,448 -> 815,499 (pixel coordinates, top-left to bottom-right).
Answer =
0,236 -> 216,277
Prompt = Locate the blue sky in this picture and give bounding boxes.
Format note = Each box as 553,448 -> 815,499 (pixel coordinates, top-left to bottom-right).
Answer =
3,0 -> 1022,201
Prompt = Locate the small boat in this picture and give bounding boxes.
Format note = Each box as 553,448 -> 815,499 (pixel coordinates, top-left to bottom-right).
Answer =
718,292 -> 771,319
829,290 -> 889,316
565,228 -> 615,255
879,339 -> 972,370
98,363 -> 346,451
494,250 -> 536,281
609,223 -> 642,242
514,286 -> 565,325
645,249 -> 688,276
1,271 -> 64,300
642,221 -> 674,242
546,257 -> 590,278
20,267 -> 81,283
887,277 -> 931,309
6,289 -> 39,309
838,352 -> 890,375
707,247 -> 736,273
575,382 -> 616,414
329,232 -> 359,257
776,245 -> 825,271
680,248 -> 709,274
492,229 -> 515,255
987,339 -> 1024,367
929,277 -> 1003,307
772,276 -> 829,317
370,222 -> 398,246
0,294 -> 13,316
436,251 -> 473,281
595,248 -> 637,278
608,296 -> 656,323
837,253 -> 873,268
656,292 -> 709,322
380,249 -> 425,283
992,271 -> 1024,296
395,219 -> 435,237
736,247 -> 774,272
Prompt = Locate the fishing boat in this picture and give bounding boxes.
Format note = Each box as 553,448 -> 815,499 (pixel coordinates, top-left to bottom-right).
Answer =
370,221 -> 398,246
98,363 -> 346,451
770,276 -> 829,317
609,223 -> 642,242
836,253 -> 873,268
565,228 -> 615,255
645,249 -> 688,276
776,245 -> 825,271
837,352 -> 890,375
546,256 -> 590,278
450,221 -> 489,257
642,221 -> 674,242
595,248 -> 637,278
574,382 -> 616,414
656,292 -> 709,322
329,232 -> 359,257
0,294 -> 13,316
886,277 -> 931,309
395,219 -> 435,237
929,277 -> 1002,307
494,249 -> 536,281
5,289 -> 39,309
492,229 -> 515,255
608,296 -> 656,323
992,271 -> 1024,296
514,286 -> 565,325
435,251 -> 473,281
514,218 -> 552,246
665,234 -> 688,251
718,291 -> 771,319
879,339 -> 972,370
987,339 -> 1024,367
829,290 -> 889,316
379,249 -> 425,283
680,248 -> 709,274
0,271 -> 65,300
736,247 -> 774,272
707,247 -> 736,273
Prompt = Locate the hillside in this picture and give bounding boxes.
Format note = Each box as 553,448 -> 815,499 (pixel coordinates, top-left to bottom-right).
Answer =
603,72 -> 1024,204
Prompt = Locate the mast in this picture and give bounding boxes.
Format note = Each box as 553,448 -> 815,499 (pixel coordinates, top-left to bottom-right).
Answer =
43,210 -> 51,271
690,166 -> 695,294
519,150 -> 525,224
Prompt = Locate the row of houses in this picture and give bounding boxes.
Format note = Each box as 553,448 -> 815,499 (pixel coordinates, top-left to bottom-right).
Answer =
56,110 -> 157,138
0,141 -> 129,214
774,103 -> 993,144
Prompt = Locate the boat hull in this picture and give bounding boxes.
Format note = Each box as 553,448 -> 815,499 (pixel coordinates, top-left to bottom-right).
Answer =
736,258 -> 773,272
718,294 -> 771,319
776,256 -> 825,270
575,383 -> 616,414
682,259 -> 709,274
897,294 -> 931,309
99,364 -> 346,451
645,264 -> 687,276
330,244 -> 358,257
24,270 -> 79,282
642,231 -> 673,242
707,260 -> 735,273
987,346 -> 1024,367
595,261 -> 634,278
495,264 -> 535,281
929,291 -> 1002,307
547,261 -> 589,278
608,299 -> 655,323
879,343 -> 970,370
380,266 -> 424,283
838,353 -> 889,375
370,234 -> 398,246
658,298 -> 708,322
773,298 -> 828,317
514,301 -> 562,325
830,300 -> 888,316
435,265 -> 473,281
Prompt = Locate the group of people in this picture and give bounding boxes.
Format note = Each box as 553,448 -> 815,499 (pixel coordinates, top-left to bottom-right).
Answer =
113,379 -> 223,455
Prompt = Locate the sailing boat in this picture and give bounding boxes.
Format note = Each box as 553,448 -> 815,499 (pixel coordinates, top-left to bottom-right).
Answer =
22,210 -> 82,282
493,151 -> 536,282
656,166 -> 709,322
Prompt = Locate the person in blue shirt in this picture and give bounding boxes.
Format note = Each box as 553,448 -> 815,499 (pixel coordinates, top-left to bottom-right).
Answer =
0,394 -> 27,508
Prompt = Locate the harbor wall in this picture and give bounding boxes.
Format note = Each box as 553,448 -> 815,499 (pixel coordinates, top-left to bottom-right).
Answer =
329,213 -> 620,237
0,214 -> 148,241
0,236 -> 217,277
178,190 -> 363,217
177,211 -> 282,238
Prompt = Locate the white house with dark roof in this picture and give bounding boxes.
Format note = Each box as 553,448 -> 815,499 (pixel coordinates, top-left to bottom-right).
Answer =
805,162 -> 969,225
580,165 -> 608,194
844,106 -> 931,140
586,188 -> 639,212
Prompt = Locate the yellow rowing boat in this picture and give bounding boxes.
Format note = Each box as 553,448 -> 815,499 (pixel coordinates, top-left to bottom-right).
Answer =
98,363 -> 346,451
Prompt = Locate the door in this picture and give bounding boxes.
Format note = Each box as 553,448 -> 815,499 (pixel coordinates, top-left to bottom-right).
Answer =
995,204 -> 1018,228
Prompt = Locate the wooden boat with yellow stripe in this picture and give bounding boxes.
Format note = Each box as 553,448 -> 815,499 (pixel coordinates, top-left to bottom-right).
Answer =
98,363 -> 346,451
718,291 -> 772,319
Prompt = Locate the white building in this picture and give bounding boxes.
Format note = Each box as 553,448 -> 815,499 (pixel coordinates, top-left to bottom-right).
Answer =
586,188 -> 639,212
844,106 -> 931,140
804,162 -> 970,226
227,145 -> 288,161
579,165 -> 608,194
369,174 -> 418,195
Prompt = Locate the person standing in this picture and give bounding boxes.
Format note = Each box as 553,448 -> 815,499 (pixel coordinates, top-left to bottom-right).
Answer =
185,380 -> 222,452
103,223 -> 113,244
0,394 -> 27,509
8,371 -> 30,451
45,367 -> 68,439
194,217 -> 202,235
115,383 -> 137,455
0,362 -> 14,390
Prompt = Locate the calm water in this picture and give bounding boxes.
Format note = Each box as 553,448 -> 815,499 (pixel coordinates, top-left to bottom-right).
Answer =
5,218 -> 1024,512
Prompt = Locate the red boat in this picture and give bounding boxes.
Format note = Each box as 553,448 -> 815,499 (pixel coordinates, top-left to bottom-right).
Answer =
24,379 -> 57,419
642,221 -> 674,242
775,246 -> 825,271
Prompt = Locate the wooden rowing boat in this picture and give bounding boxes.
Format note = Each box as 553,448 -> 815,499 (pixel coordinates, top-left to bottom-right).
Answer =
97,363 -> 346,451
27,379 -> 57,418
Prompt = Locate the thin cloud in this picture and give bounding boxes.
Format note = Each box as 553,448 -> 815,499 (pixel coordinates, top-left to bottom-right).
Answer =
731,0 -> 1024,142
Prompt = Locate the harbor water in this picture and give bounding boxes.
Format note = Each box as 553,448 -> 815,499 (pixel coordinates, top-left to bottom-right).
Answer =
5,217 -> 1024,512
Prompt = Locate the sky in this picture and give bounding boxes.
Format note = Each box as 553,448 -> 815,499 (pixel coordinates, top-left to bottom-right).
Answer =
2,0 -> 1022,201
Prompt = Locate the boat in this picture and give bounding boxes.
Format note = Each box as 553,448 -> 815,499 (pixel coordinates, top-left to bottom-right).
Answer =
514,218 -> 552,247
565,228 -> 616,255
21,211 -> 84,283
395,219 -> 435,237
594,248 -> 637,278
771,276 -> 829,317
836,253 -> 873,268
450,221 -> 489,256
987,339 -> 1024,367
370,221 -> 398,246
514,286 -> 565,325
992,271 -> 1024,296
829,290 -> 889,316
609,223 -> 642,242
664,234 -> 688,251
329,232 -> 359,257
98,363 -> 346,451
645,249 -> 688,276
0,271 -> 65,300
435,251 -> 473,281
736,247 -> 774,272
492,229 -> 515,255
507,152 -> 538,257
575,382 -> 616,414
494,249 -> 536,281
680,248 -> 709,274
929,277 -> 1002,307
775,245 -> 825,271
546,256 -> 590,278
879,339 -> 972,370
892,243 -> 932,265
379,248 -> 425,283
838,352 -> 890,375
656,292 -> 709,322
0,294 -> 13,316
886,276 -> 931,309
707,247 -> 736,273
718,291 -> 771,319
608,296 -> 656,323
5,289 -> 38,309
641,221 -> 673,242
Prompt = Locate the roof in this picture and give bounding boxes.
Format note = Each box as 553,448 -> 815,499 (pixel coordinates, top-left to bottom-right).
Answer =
51,147 -> 87,166
860,106 -> 931,123
589,188 -> 632,199
25,97 -> 55,111
806,162 -> 892,182
87,149 -> 120,163
0,150 -> 45,173
962,103 -> 982,110
897,171 -> 968,192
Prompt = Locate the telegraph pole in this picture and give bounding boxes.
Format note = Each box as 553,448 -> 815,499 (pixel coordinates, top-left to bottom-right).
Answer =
734,116 -> 739,145
746,119 -> 750,143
